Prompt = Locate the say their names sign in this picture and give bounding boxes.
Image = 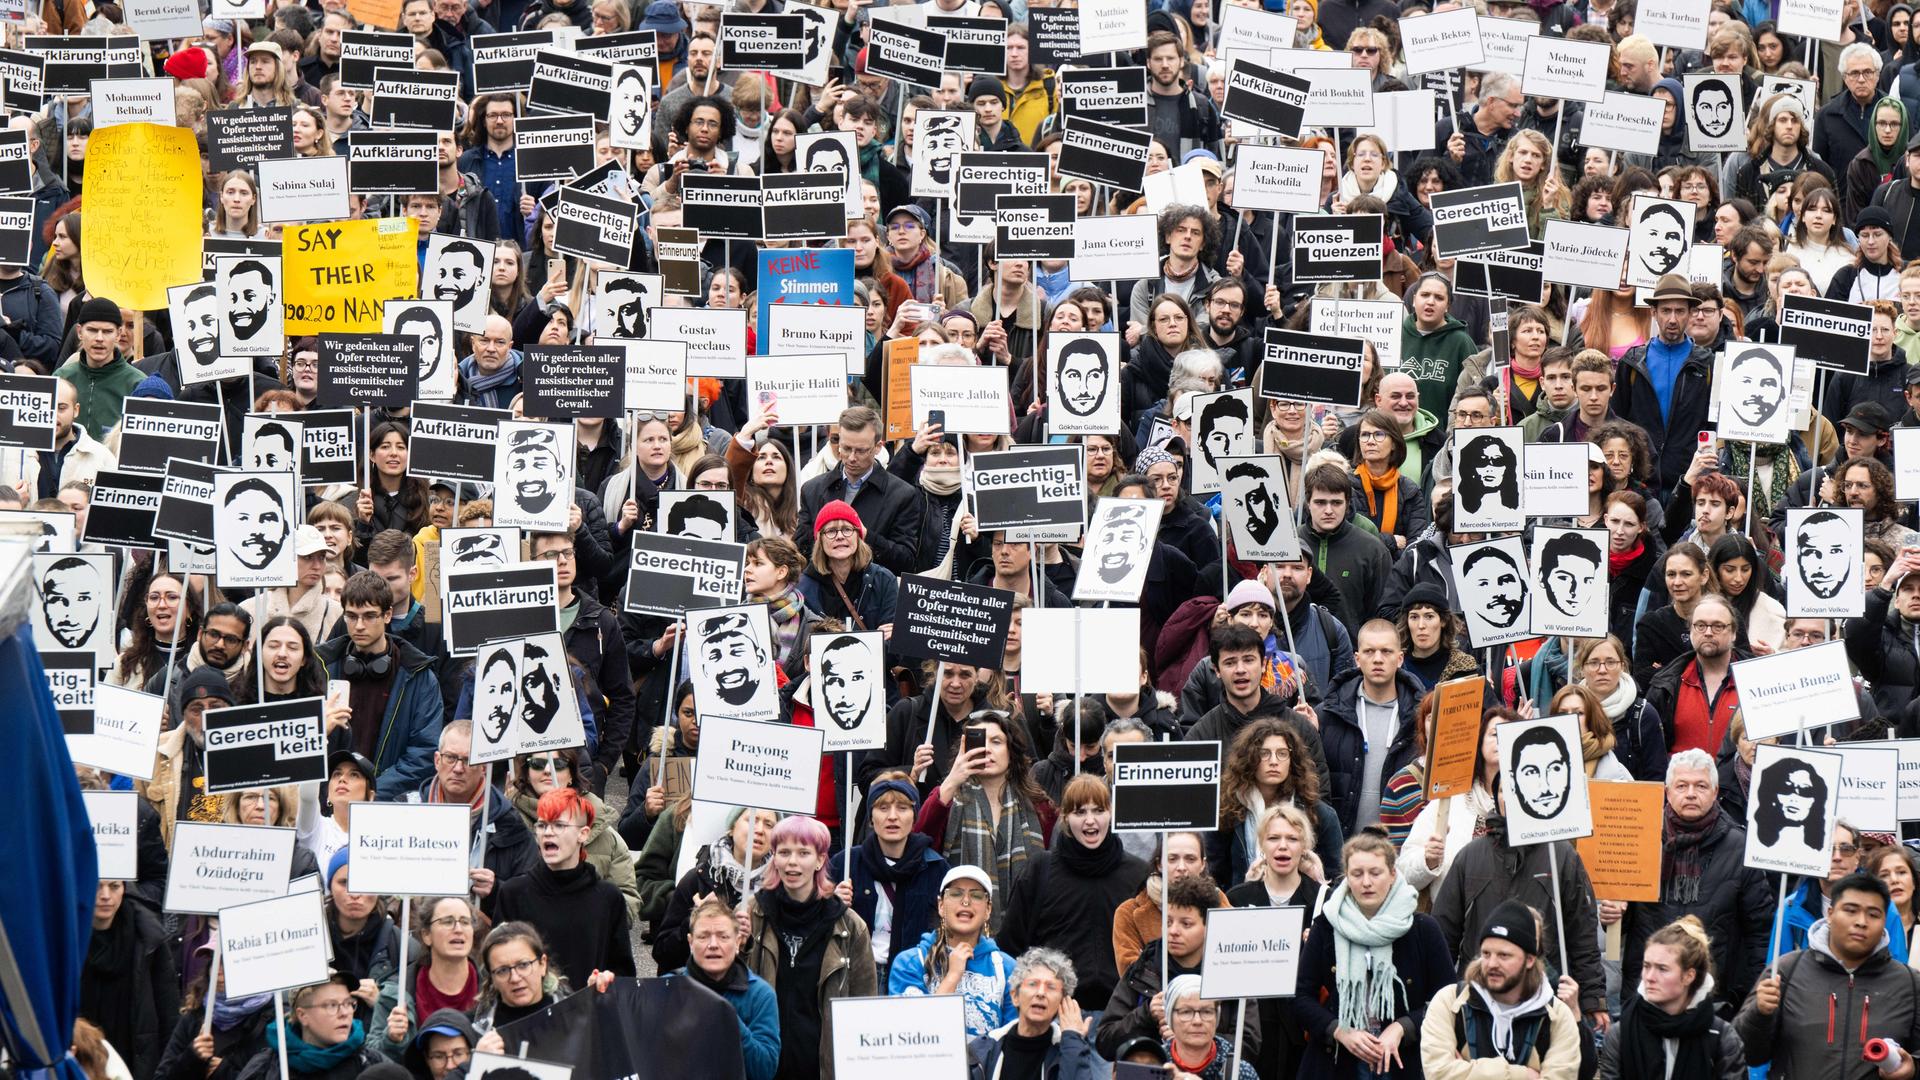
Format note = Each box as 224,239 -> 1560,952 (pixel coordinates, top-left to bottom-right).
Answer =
163,821 -> 296,915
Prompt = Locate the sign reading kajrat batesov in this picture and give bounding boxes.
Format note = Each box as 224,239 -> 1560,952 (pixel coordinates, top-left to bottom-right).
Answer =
1255,328 -> 1366,406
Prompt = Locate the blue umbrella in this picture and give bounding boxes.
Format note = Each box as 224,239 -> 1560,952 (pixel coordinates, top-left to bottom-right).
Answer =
0,583 -> 98,1080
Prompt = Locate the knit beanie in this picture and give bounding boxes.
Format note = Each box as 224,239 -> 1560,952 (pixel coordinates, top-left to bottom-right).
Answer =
813,499 -> 865,537
1225,579 -> 1276,612
1403,582 -> 1451,618
1481,899 -> 1541,956
164,47 -> 210,81
73,297 -> 121,328
130,375 -> 174,400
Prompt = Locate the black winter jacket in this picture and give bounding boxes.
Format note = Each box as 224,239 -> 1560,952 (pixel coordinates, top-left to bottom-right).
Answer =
1316,667 -> 1425,837
1620,807 -> 1773,1012
997,836 -> 1149,1012
1615,338 -> 1715,488
1846,585 -> 1918,719
566,590 -> 634,780
797,463 -> 925,577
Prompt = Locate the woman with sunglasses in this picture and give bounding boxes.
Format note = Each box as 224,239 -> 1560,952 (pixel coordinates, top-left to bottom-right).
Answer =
372,897 -> 481,1056
508,746 -> 641,921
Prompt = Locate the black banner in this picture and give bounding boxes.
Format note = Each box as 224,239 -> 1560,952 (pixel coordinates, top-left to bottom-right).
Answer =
299,408 -> 359,486
154,458 -> 221,544
0,50 -> 43,114
368,67 -> 459,130
1255,328 -> 1366,407
495,977 -> 746,1080
970,445 -> 1085,530
1457,241 -> 1547,304
119,399 -> 222,475
1781,294 -> 1874,375
1111,742 -> 1221,830
317,333 -> 419,408
864,19 -> 945,87
760,172 -> 845,241
658,227 -> 702,295
444,563 -> 559,655
347,129 -> 437,196
528,49 -> 615,118
523,344 -> 626,418
1220,59 -> 1309,137
472,30 -> 558,93
0,370 -> 55,451
719,12 -> 810,71
894,574 -> 1015,669
338,30 -> 414,89
203,698 -> 328,795
1060,67 -> 1148,128
0,130 -> 31,197
995,194 -> 1075,260
624,532 -> 747,617
42,651 -> 92,735
202,237 -> 279,282
515,112 -> 595,183
409,402 -> 505,485
927,14 -> 1007,74
554,186 -> 639,266
1057,116 -> 1150,191
575,29 -> 658,66
1292,214 -> 1384,284
1430,182 -> 1532,259
206,107 -> 293,174
83,469 -> 165,549
681,174 -> 763,240
23,35 -> 139,96
1026,7 -> 1083,70
0,193 -> 34,266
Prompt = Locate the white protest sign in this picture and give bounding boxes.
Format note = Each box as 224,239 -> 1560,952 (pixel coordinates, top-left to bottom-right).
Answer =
1143,162 -> 1210,215
831,995 -> 970,1080
1231,143 -> 1325,213
90,78 -> 176,127
652,306 -> 749,379
1521,35 -> 1609,103
1895,428 -> 1920,500
1020,608 -> 1143,693
1217,3 -> 1295,54
1779,0 -> 1843,41
1580,91 -> 1665,155
68,684 -> 162,780
1834,744 -> 1900,831
1302,67 -> 1375,128
766,304 -> 867,376
1745,743 -> 1843,877
1471,15 -> 1537,75
123,0 -> 204,39
1401,7 -> 1483,74
1311,299 -> 1402,370
257,156 -> 351,224
911,363 -> 1011,434
1200,905 -> 1305,999
614,336 -> 688,412
1637,0 -> 1710,49
1522,442 -> 1592,517
81,790 -> 138,881
692,714 -> 825,814
1732,640 -> 1861,741
1357,90 -> 1438,153
1846,740 -> 1920,821
747,352 -> 848,427
810,631 -> 888,753
1078,0 -> 1145,55
347,802 -> 472,896
163,822 -> 296,915
1071,215 -> 1161,281
1498,713 -> 1594,844
1540,219 -> 1627,290
218,892 -> 330,998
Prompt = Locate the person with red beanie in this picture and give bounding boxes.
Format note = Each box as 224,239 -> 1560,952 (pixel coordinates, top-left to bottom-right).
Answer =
796,499 -> 900,641
797,405 -> 926,575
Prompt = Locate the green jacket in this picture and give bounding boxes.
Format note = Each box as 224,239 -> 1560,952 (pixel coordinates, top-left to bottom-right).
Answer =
55,351 -> 143,440
1402,406 -> 1439,483
634,808 -> 686,925
1400,314 -> 1479,424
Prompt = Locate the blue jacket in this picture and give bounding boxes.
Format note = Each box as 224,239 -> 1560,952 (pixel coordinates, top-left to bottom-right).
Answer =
888,931 -> 1017,1040
828,833 -> 947,971
797,563 -> 900,636
968,1023 -> 1099,1080
1772,878 -> 1910,963
669,963 -> 780,1080
317,635 -> 445,799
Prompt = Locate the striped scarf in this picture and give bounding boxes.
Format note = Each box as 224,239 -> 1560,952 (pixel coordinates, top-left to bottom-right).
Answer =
941,782 -> 1045,936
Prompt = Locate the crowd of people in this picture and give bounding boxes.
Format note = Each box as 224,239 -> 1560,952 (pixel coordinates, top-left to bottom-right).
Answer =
26,0 -> 1920,1075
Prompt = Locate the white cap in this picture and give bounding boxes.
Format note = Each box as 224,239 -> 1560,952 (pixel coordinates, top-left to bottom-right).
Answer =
940,864 -> 993,895
293,523 -> 328,557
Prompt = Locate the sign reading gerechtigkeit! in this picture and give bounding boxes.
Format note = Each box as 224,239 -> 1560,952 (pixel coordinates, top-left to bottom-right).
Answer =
202,697 -> 328,795
1057,116 -> 1151,191
1111,741 -> 1221,830
1255,328 -> 1365,406
554,186 -> 638,266
1780,293 -> 1873,375
994,194 -> 1075,260
0,370 -> 55,450
1429,181 -> 1531,259
681,174 -> 764,240
1292,214 -> 1383,283
625,531 -> 745,617
444,562 -> 559,656
968,445 -> 1086,531
1220,57 -> 1308,137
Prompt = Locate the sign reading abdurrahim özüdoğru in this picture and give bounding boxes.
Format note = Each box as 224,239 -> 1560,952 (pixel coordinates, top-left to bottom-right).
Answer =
162,822 -> 296,915
1255,328 -> 1366,407
680,173 -> 764,240
995,194 -> 1075,260
368,66 -> 459,130
522,344 -> 627,419
1429,181 -> 1532,259
1056,116 -> 1151,191
316,333 -> 420,408
969,445 -> 1086,531
554,186 -> 638,267
202,697 -> 328,795
893,575 -> 1016,670
1111,741 -> 1221,831
1291,214 -> 1383,284
624,532 -> 747,617
1220,58 -> 1309,137
117,398 -> 223,475
408,402 -> 505,485
761,171 -> 848,242
444,562 -> 559,656
83,469 -> 165,549
1779,293 -> 1873,376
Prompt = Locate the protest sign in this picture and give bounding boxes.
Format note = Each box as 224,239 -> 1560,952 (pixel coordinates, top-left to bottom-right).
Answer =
866,19 -> 946,86
1020,608 -> 1143,694
1778,0 -> 1841,41
206,107 -> 294,173
1745,743 -> 1843,877
472,633 -> 589,762
316,333 -> 419,408
257,156 -> 350,223
1581,91 -> 1665,155
968,446 -> 1085,531
621,339 -> 689,411
1071,215 -> 1160,281
339,29 -> 412,86
756,248 -> 856,343
653,306 -> 750,379
523,345 -> 626,418
473,30 -> 557,92
299,409 -> 360,485
1425,676 -> 1486,800
81,469 -> 164,549
1540,219 -> 1628,290
1452,426 -> 1526,532
832,996 -> 969,1080
1625,193 -> 1694,288
31,551 -> 114,669
995,194 -> 1075,261
1045,332 -> 1121,435
493,421 -> 575,530
444,562 -> 559,655
1783,507 -> 1865,619
1201,906 -> 1305,1000
692,714 -> 825,813
928,13 -> 1005,73
82,123 -> 200,310
214,471 -> 300,589
348,802 -> 472,895
23,36 -> 139,95
686,604 -> 782,722
1521,36 -> 1611,102
368,67 -> 459,129
1189,389 -> 1254,494
0,51 -> 41,115
1302,66 -> 1375,128
1060,68 -> 1147,128
719,12 -> 810,70
1293,214 -> 1384,284
384,298 -> 457,400
1217,457 -> 1299,562
808,631 -> 888,752
1073,498 -> 1163,603
1255,328 -> 1365,406
1457,242 -> 1546,304
82,790 -> 137,881
1221,58 -> 1308,136
90,78 -> 173,127
1077,0 -> 1145,53
762,172 -> 849,241
1528,527 -> 1608,639
1112,742 -> 1221,830
347,129 -> 437,196
1471,14 -> 1537,74
1057,117 -> 1152,191
681,174 -> 763,240
215,254 -> 285,358
168,282 -> 249,386
1714,344 -> 1796,444
766,304 -> 865,375
657,227 -> 702,295
1637,0 -> 1710,48
219,893 -> 329,998
1521,442 -> 1592,518
0,371 -> 54,451
1027,5 -> 1083,67
283,217 -> 419,335
910,364 -> 1011,434
744,352 -> 846,427
42,652 -> 92,734
122,0 -> 201,38
1401,6 -> 1483,73
0,133 -> 28,198
118,399 -> 222,475
409,404 -> 501,485
1574,781 -> 1664,901
1834,744 -> 1901,832
1847,741 -> 1920,821
1309,299 -> 1402,371
203,698 -> 327,794
553,186 -> 639,267
1683,72 -> 1745,152
515,113 -> 595,183
894,575 -> 1016,669
1430,182 -> 1531,259
1734,640 -> 1861,741
163,822 -> 295,915
624,533 -> 745,616
240,418 -> 301,486
527,48 -> 615,117
1498,713 -> 1593,844
910,110 -> 975,197
954,152 -> 1050,241
1455,534 -> 1533,648
1780,294 -> 1873,374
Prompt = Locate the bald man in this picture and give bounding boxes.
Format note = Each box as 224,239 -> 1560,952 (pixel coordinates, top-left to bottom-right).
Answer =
458,313 -> 522,410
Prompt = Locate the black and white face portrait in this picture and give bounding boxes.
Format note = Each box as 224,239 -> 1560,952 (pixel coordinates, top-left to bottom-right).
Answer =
609,64 -> 653,151
1538,532 -> 1601,618
912,111 -> 975,197
1511,724 -> 1572,819
386,299 -> 456,400
1745,744 -> 1843,876
816,634 -> 878,731
1046,332 -> 1121,435
517,639 -> 564,734
214,472 -> 297,587
1454,428 -> 1524,529
1056,339 -> 1109,417
36,553 -> 105,651
796,130 -> 859,216
471,631 -> 587,759
1496,713 -> 1592,843
426,233 -> 495,333
1073,497 -> 1163,603
662,490 -> 732,541
1690,78 -> 1736,138
216,255 -> 283,357
1628,195 -> 1692,287
596,275 -> 654,339
1222,456 -> 1297,560
1786,507 -> 1864,618
689,605 -> 779,720
167,282 -> 223,370
1716,345 -> 1793,443
493,421 -> 574,530
1190,388 -> 1253,492
478,646 -> 517,745
247,419 -> 300,472
1457,535 -> 1532,647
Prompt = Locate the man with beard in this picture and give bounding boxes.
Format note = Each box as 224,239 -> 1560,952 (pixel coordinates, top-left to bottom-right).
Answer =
1143,31 -> 1221,167
1510,725 -> 1573,821
457,94 -> 525,242
612,65 -> 650,148
428,239 -> 487,325
1196,392 -> 1249,480
1690,77 -> 1737,141
1224,461 -> 1285,551
697,610 -> 770,713
1197,278 -> 1258,378
645,96 -> 745,196
1462,545 -> 1526,631
223,259 -> 277,347
249,421 -> 298,471
529,529 -> 632,793
1126,204 -> 1236,331
221,477 -> 290,574
516,640 -> 564,735
39,555 -> 101,649
392,305 -> 449,390
655,34 -> 736,145
477,646 -> 517,745
1616,275 -> 1715,486
1053,337 -> 1111,421
1420,900 -> 1582,1077
1633,201 -> 1690,283
1727,347 -> 1788,433
1538,532 -> 1602,619
240,41 -> 303,108
1793,510 -> 1855,600
1269,557 -> 1356,693
504,426 -> 564,520
919,112 -> 965,190
176,284 -> 221,371
600,276 -> 650,338
1645,595 -> 1743,757
1090,502 -> 1154,587
817,634 -> 877,732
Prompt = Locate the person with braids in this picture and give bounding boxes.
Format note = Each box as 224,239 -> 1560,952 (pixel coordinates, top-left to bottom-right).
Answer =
1210,717 -> 1344,886
914,711 -> 1055,935
1602,916 -> 1747,1080
886,863 -> 1016,1040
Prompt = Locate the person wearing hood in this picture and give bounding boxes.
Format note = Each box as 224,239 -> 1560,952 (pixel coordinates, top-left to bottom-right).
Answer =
1737,872 -> 1920,1080
156,942 -> 275,1080
1032,698 -> 1110,806
1301,462 -> 1393,640
888,864 -> 1018,1040
1602,916 -> 1747,1080
1872,133 -> 1920,261
373,896 -> 483,1059
1319,620 -> 1425,838
1419,900 -> 1582,1080
491,788 -> 635,986
1616,275 -> 1717,487
138,664 -> 237,846
80,878 -> 177,1080
1848,96 -> 1910,221
1400,275 -> 1480,428
672,899 -> 781,1080
236,975 -> 385,1080
321,850 -> 403,1003
396,1009 -> 476,1080
54,296 -> 142,440
456,314 -> 522,409
1629,79 -> 1712,171
649,806 -> 777,971
830,774 -> 947,971
508,748 -> 640,920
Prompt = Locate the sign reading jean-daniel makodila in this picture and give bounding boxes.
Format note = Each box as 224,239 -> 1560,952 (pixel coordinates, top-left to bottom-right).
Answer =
1255,329 -> 1366,407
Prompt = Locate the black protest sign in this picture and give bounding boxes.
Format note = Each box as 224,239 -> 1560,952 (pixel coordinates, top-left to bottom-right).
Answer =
83,469 -> 165,549
409,402 -> 504,485
202,237 -> 279,282
473,30 -> 559,93
1221,59 -> 1309,138
1058,117 -> 1151,191
658,227 -> 702,295
956,153 -> 1052,216
1292,214 -> 1383,284
515,113 -> 595,183
523,345 -> 626,418
0,50 -> 43,114
761,172 -> 846,241
368,67 -> 460,131
576,29 -> 658,66
119,399 -> 222,475
316,334 -> 419,408
1430,182 -> 1532,259
42,652 -> 92,735
0,371 -> 54,452
995,194 -> 1075,260
0,130 -> 31,196
203,699 -> 328,794
528,49 -> 615,119
206,107 -> 293,173
719,13 -> 810,71
1111,742 -> 1221,831
1028,6 -> 1084,70
444,563 -> 559,655
864,19 -> 945,87
1060,68 -> 1148,128
154,458 -> 221,544
23,36 -> 140,96
338,30 -> 414,89
1781,294 -> 1873,375
970,445 -> 1085,530
347,129 -> 437,196
554,186 -> 639,266
928,14 -> 1007,74
681,174 -> 763,240
625,532 -> 747,616
299,408 -> 358,486
1256,328 -> 1366,407
894,575 -> 1015,669
1458,241 -> 1548,303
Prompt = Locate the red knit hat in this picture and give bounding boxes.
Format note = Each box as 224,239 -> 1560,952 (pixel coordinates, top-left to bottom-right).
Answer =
165,46 -> 210,81
814,500 -> 865,538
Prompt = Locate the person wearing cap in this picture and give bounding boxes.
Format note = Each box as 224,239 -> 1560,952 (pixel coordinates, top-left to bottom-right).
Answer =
242,527 -> 343,645
310,749 -> 377,871
395,1009 -> 476,1080
969,76 -> 1028,152
234,974 -> 386,1080
239,41 -> 300,108
798,406 -> 925,575
830,772 -> 948,971
1732,92 -> 1837,209
1420,900 -> 1582,1080
1615,274 -> 1716,488
887,864 -> 1018,1039
638,0 -> 688,82
55,295 -> 141,441
967,948 -> 1098,1080
670,897 -> 780,1080
136,665 -> 236,847
1828,205 -> 1906,304
886,205 -> 968,309
0,375 -> 108,498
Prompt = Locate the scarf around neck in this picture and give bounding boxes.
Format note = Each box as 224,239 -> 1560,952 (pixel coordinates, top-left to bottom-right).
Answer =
1594,674 -> 1639,722
893,243 -> 941,303
1328,876 -> 1419,1032
211,988 -> 274,1032
1608,540 -> 1644,578
1356,462 -> 1402,536
1662,802 -> 1728,904
1619,974 -> 1719,1080
1338,169 -> 1399,206
943,781 -> 1046,935
921,462 -> 962,495
1580,724 -> 1616,775
706,835 -> 752,903
267,1020 -> 367,1072
767,586 -> 806,664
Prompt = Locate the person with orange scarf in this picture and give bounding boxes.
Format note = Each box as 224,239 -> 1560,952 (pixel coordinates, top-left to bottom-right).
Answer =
1349,408 -> 1431,552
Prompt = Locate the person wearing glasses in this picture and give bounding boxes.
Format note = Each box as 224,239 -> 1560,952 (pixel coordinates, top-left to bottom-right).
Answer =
398,1010 -> 479,1080
395,719 -> 539,910
798,406 -> 925,576
372,897 -> 483,1056
1570,635 -> 1669,784
493,787 -> 637,986
236,975 -> 385,1080
143,601 -> 253,694
1642,594 -> 1746,760
507,746 -> 639,922
1815,44 -> 1885,191
470,924 -> 566,1048
887,865 -> 1018,1040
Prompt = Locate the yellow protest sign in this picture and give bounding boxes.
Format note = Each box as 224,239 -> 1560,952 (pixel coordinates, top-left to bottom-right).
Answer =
283,218 -> 419,336
1424,676 -> 1485,800
83,124 -> 201,311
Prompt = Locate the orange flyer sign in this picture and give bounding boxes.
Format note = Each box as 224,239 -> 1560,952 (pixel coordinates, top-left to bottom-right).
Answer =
1575,780 -> 1665,902
1424,676 -> 1484,800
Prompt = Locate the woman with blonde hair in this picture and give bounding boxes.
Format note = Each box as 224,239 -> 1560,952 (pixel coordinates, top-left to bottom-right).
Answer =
1495,129 -> 1568,234
289,105 -> 333,156
1597,916 -> 1743,1080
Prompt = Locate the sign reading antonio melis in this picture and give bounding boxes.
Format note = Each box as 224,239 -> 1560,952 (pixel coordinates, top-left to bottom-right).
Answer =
1255,328 -> 1366,407
443,563 -> 559,656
